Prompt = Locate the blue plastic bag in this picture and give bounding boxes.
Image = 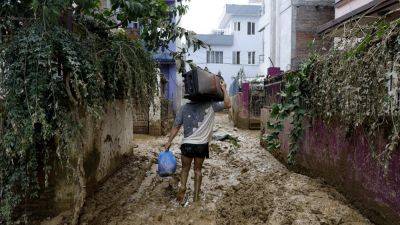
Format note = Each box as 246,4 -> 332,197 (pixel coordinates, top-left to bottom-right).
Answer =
157,150 -> 177,177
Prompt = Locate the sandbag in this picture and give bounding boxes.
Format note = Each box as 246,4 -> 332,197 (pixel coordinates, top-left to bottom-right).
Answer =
183,67 -> 224,101
157,150 -> 177,177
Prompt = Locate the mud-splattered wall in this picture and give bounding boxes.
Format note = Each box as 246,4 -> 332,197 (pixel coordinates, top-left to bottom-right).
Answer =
261,114 -> 400,225
50,100 -> 136,215
231,92 -> 249,129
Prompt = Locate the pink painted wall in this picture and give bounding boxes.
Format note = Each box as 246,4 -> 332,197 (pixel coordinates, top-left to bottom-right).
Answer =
241,83 -> 250,118
276,119 -> 400,225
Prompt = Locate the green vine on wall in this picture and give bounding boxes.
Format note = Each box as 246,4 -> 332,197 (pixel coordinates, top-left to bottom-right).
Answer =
0,24 -> 158,223
263,17 -> 400,168
263,60 -> 312,165
0,1 -> 208,223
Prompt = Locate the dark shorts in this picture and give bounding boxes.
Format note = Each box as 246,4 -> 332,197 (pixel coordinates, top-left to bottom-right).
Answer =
180,143 -> 209,158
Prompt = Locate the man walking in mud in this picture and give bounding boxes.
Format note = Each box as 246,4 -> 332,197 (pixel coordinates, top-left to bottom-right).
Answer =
163,80 -> 231,203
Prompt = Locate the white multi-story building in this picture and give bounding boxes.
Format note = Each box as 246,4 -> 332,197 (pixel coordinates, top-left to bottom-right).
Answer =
258,0 -> 334,74
186,4 -> 263,87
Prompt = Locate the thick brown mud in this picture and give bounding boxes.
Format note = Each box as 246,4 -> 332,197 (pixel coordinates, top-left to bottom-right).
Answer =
42,114 -> 372,225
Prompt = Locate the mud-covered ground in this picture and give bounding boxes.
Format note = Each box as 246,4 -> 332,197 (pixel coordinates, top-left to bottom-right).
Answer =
42,113 -> 372,225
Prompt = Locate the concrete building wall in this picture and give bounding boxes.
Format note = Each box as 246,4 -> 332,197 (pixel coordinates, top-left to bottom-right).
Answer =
187,46 -> 260,87
335,0 -> 374,18
279,4 -> 293,71
259,0 -> 334,73
259,0 -> 293,73
187,12 -> 263,88
258,25 -> 270,72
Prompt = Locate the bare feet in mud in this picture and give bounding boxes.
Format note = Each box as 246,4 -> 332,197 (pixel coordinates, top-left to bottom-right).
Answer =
176,188 -> 187,205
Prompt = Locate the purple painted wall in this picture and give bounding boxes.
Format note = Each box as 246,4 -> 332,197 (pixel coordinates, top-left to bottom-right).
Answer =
159,65 -> 178,110
267,67 -> 282,77
274,119 -> 400,224
153,0 -> 178,112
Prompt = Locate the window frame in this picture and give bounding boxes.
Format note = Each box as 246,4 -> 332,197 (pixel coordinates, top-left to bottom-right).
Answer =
247,22 -> 255,35
248,51 -> 256,64
207,51 -> 224,64
234,22 -> 241,31
233,51 -> 241,64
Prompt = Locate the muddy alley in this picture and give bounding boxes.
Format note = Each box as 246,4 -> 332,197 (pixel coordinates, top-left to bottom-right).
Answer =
72,114 -> 372,225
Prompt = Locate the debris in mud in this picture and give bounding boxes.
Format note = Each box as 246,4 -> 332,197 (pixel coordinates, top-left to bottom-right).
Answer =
210,143 -> 223,153
212,131 -> 240,148
240,167 -> 249,174
212,131 -> 231,141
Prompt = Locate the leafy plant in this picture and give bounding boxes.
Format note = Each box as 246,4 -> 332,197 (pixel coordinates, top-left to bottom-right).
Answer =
0,0 -> 206,223
262,60 -> 312,165
263,17 -> 400,168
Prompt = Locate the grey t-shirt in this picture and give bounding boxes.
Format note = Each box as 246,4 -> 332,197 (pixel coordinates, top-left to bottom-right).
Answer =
174,101 -> 224,144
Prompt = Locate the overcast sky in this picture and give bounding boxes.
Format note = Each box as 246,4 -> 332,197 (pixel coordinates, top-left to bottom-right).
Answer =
180,0 -> 249,34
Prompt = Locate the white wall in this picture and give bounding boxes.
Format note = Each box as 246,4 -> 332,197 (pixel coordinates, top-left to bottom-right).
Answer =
335,0 -> 373,18
187,47 -> 260,88
258,0 -> 293,74
187,15 -> 262,87
279,3 -> 292,71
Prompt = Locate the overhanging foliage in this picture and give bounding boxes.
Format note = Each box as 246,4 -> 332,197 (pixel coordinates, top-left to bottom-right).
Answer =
0,0 -> 205,223
264,17 -> 400,168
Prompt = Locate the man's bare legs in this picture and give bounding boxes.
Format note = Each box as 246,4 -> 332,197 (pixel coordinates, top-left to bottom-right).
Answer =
177,155 -> 193,203
193,157 -> 205,202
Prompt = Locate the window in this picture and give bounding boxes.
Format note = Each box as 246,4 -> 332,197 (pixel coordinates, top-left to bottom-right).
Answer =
232,51 -> 240,64
234,22 -> 241,31
247,22 -> 255,35
248,52 -> 255,64
207,51 -> 223,64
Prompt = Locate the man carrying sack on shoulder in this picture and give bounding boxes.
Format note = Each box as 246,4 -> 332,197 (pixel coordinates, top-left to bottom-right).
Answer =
163,79 -> 231,204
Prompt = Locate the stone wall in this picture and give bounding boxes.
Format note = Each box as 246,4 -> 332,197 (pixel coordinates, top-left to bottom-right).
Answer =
260,111 -> 400,224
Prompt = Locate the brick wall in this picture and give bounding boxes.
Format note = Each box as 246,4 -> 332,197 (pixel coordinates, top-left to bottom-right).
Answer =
292,4 -> 334,68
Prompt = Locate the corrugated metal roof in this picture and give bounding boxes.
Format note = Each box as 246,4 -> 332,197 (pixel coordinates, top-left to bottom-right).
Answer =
196,34 -> 234,46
